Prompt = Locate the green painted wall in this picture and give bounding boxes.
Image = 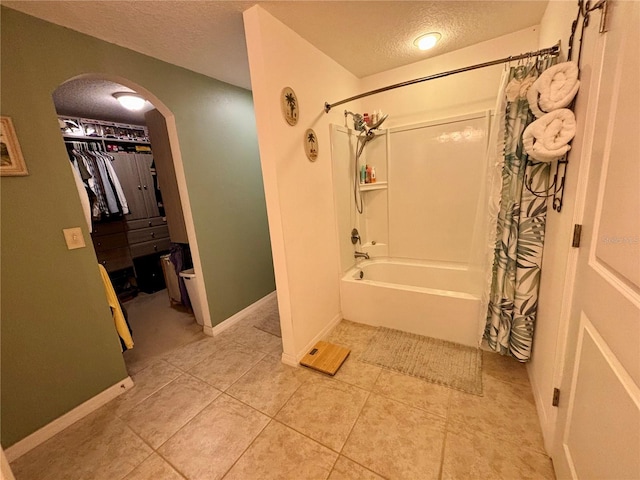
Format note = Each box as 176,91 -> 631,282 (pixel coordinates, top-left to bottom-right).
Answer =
0,7 -> 274,447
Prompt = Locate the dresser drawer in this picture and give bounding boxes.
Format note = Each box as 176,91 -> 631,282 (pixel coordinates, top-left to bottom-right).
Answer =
92,232 -> 128,252
96,247 -> 133,272
127,225 -> 169,244
130,237 -> 171,258
127,216 -> 166,231
92,220 -> 126,236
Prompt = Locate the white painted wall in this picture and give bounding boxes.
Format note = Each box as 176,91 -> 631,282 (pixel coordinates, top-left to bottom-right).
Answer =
243,6 -> 361,363
538,0 -> 578,62
528,0 -> 598,453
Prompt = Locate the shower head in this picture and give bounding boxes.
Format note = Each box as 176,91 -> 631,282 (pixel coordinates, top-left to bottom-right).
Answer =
344,110 -> 365,132
345,110 -> 388,137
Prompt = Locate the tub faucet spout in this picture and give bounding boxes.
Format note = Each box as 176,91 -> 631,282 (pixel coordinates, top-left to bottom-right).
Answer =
354,251 -> 370,259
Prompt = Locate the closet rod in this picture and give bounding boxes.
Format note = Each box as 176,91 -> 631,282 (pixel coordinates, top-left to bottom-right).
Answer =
323,43 -> 560,113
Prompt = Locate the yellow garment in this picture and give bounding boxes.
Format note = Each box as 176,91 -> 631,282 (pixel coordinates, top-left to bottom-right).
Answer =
98,264 -> 134,349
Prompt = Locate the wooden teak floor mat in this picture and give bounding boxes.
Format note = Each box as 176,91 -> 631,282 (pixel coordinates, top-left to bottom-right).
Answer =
300,341 -> 350,375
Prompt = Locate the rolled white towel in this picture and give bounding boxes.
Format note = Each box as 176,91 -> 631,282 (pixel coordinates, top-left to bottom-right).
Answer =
522,108 -> 577,162
527,62 -> 580,118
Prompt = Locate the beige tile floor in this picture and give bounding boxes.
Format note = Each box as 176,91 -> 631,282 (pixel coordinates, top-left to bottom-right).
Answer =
10,299 -> 556,480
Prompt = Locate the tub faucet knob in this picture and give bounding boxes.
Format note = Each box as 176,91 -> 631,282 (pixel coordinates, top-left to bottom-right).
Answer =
351,228 -> 361,245
354,251 -> 370,259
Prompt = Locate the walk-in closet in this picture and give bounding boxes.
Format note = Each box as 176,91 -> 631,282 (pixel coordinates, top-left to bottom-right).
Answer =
54,78 -> 206,373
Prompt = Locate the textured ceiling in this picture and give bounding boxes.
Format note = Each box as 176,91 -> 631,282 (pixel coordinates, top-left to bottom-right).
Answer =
262,1 -> 549,78
53,79 -> 155,125
8,1 -> 548,124
4,0 -> 256,89
4,1 -> 549,91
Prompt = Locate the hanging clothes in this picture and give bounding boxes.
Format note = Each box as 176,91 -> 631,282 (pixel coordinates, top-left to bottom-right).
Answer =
68,143 -> 129,221
69,161 -> 92,232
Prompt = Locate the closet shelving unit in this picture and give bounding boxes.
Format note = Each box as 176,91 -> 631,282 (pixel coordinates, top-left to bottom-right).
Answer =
61,116 -> 171,297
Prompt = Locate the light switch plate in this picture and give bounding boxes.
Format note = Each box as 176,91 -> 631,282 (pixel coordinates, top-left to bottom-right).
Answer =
63,227 -> 86,250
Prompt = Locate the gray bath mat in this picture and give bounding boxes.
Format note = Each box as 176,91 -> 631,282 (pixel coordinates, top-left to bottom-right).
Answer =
360,327 -> 483,395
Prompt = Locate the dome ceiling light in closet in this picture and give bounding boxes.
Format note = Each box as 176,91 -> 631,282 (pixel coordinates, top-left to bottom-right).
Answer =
113,92 -> 147,111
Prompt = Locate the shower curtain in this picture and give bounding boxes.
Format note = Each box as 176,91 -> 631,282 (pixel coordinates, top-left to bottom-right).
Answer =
484,60 -> 553,362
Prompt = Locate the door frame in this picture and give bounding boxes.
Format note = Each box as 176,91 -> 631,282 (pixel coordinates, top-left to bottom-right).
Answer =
548,2 -> 640,476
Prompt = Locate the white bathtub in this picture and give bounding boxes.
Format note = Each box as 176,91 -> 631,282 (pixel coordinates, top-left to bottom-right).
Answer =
340,258 -> 483,347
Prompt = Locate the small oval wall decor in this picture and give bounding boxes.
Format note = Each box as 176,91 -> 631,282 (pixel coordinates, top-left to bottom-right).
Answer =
281,87 -> 299,126
305,129 -> 318,162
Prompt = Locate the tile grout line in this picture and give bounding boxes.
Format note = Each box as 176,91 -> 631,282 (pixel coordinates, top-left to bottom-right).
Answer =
331,362 -> 391,479
151,391 -> 222,448
370,367 -> 450,420
114,364 -> 184,420
220,351 -> 269,393
142,392 -> 226,480
265,374 -> 378,461
446,417 -> 551,457
337,389 -> 371,456
124,388 -> 221,453
218,417 -> 274,480
116,448 -> 156,480
437,389 -> 453,480
118,422 -> 164,476
146,447 -> 190,480
269,369 -> 312,419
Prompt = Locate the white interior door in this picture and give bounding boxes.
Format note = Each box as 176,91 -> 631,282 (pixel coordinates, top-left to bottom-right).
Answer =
552,2 -> 640,478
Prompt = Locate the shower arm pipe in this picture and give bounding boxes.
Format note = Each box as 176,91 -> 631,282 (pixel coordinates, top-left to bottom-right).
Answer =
323,43 -> 560,113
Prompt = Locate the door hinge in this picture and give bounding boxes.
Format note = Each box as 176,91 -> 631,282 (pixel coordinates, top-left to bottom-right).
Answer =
552,388 -> 561,407
598,0 -> 609,33
572,224 -> 583,248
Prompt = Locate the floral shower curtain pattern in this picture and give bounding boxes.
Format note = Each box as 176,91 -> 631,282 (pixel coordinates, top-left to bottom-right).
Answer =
485,62 -> 552,362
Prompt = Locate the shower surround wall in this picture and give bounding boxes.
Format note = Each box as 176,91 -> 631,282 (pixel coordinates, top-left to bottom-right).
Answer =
332,112 -> 490,345
331,125 -> 389,273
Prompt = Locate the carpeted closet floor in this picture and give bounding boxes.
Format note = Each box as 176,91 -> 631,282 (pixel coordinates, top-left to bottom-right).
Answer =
122,289 -> 205,374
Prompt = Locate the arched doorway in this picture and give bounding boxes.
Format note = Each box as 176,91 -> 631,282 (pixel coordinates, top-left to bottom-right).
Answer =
53,74 -> 212,372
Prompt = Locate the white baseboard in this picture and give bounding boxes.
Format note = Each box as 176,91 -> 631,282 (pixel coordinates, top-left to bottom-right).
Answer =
202,324 -> 215,337
281,351 -> 299,367
5,376 -> 134,463
210,291 -> 277,337
280,312 -> 343,367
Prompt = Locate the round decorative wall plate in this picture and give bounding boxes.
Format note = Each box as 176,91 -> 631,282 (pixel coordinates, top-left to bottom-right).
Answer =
304,129 -> 318,162
281,87 -> 299,126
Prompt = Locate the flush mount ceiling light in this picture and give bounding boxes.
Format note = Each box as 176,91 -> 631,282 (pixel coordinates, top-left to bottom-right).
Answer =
113,92 -> 146,111
414,32 -> 441,51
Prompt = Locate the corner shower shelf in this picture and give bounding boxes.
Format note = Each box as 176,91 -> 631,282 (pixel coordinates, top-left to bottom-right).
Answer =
359,181 -> 388,191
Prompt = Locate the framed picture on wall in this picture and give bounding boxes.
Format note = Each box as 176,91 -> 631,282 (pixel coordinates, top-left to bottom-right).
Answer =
1,116 -> 28,176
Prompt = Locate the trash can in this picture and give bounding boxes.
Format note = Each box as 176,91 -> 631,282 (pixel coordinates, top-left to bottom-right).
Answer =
179,268 -> 204,326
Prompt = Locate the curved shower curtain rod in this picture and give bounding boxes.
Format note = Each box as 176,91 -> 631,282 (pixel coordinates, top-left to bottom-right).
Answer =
323,43 -> 561,113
